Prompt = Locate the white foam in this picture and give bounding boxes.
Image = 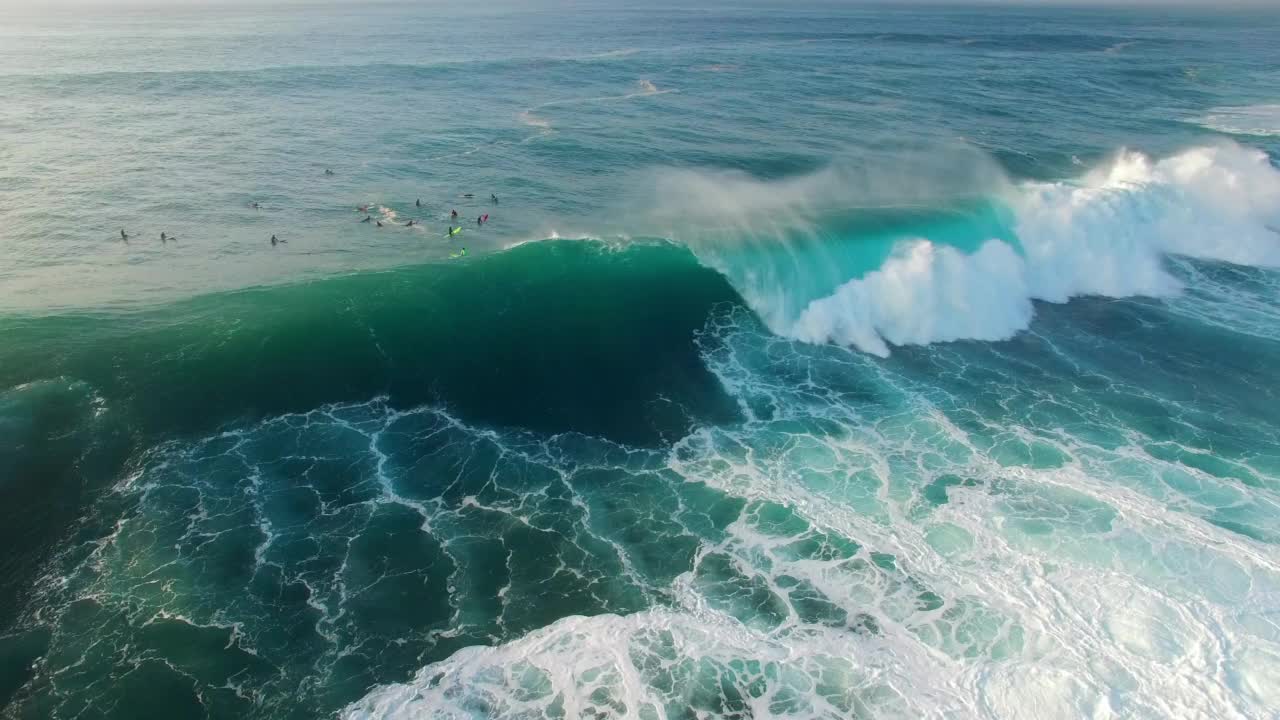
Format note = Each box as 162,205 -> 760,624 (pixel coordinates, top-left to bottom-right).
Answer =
793,239 -> 1032,357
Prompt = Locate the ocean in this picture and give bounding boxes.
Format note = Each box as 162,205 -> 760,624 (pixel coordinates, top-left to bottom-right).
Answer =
1,1 -> 1279,718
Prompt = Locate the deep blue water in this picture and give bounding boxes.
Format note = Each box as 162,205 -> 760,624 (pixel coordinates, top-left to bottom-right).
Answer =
2,2 -> 1280,719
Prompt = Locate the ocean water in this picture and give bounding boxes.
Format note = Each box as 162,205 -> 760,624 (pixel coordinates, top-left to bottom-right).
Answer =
2,1 -> 1280,718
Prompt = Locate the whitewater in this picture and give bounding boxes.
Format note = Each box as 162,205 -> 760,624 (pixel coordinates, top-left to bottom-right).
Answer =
2,3 -> 1280,720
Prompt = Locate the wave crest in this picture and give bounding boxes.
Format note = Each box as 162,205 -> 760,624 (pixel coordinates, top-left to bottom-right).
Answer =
794,239 -> 1031,357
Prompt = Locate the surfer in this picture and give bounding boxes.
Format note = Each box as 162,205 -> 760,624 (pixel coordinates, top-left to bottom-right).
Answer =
406,219 -> 416,227
450,210 -> 458,220
250,202 -> 261,210
360,216 -> 372,223
477,216 -> 483,226
491,194 -> 498,204
358,204 -> 369,213
324,169 -> 334,176
416,199 -> 421,208
463,193 -> 474,198
376,220 -> 383,227
120,229 -> 129,241
271,234 -> 286,246
160,232 -> 167,243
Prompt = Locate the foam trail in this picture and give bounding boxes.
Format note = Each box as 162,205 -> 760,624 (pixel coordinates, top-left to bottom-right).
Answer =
515,80 -> 673,142
517,110 -> 551,130
1198,105 -> 1280,138
1103,40 -> 1140,54
587,48 -> 640,59
527,79 -> 675,114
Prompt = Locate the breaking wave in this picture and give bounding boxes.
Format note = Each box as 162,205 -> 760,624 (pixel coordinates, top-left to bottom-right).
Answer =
654,142 -> 1280,356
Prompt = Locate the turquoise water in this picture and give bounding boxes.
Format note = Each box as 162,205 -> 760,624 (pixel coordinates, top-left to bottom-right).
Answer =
2,2 -> 1280,718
